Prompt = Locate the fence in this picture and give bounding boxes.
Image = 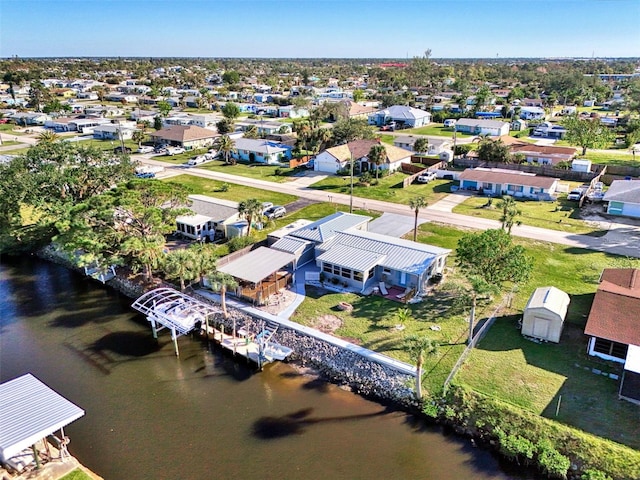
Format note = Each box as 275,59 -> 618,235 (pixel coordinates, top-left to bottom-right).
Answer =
443,292 -> 513,391
399,161 -> 446,188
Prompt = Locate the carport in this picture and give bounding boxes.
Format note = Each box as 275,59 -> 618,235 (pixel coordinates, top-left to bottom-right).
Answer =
218,246 -> 296,305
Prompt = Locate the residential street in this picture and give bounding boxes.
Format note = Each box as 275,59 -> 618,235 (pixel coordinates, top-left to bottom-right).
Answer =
140,157 -> 640,258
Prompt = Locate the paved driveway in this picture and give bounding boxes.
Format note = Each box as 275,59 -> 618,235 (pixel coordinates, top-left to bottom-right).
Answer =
368,212 -> 427,238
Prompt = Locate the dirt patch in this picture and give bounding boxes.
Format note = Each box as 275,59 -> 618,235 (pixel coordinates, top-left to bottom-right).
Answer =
310,314 -> 343,334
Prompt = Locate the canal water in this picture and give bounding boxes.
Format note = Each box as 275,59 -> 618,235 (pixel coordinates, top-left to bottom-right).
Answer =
0,256 -> 532,480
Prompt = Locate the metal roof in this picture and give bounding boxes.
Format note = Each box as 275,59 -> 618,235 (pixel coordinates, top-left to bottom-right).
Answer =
175,213 -> 212,227
317,244 -> 383,271
217,246 -> 295,284
0,374 -> 85,462
319,229 -> 450,275
270,236 -> 313,255
290,212 -> 371,243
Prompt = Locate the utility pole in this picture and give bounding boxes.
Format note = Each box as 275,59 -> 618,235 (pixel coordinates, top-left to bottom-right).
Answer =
349,152 -> 354,214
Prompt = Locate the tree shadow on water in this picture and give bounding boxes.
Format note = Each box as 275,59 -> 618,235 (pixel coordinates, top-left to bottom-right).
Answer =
252,407 -> 391,440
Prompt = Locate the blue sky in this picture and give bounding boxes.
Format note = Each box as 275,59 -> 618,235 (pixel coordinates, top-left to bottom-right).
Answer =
2,0 -> 639,58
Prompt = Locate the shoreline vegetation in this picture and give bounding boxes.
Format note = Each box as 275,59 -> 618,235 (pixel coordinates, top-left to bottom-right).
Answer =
35,246 -> 640,480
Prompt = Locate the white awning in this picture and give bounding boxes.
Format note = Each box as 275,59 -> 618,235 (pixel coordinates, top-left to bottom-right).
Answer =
0,374 -> 85,462
217,246 -> 295,284
625,344 -> 640,374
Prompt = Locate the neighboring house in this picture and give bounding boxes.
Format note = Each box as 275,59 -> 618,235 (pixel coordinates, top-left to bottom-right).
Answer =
521,286 -> 570,343
518,106 -> 545,120
393,135 -> 452,156
521,98 -> 544,107
314,139 -> 411,174
236,120 -> 286,136
175,194 -> 241,241
9,112 -> 50,126
233,138 -> 293,164
508,143 -> 577,166
455,118 -> 510,137
150,125 -> 218,150
92,123 -> 136,140
44,116 -> 112,133
584,268 -> 640,404
368,105 -> 431,128
458,167 -> 559,199
344,100 -> 380,120
603,180 -> 640,218
277,105 -> 309,119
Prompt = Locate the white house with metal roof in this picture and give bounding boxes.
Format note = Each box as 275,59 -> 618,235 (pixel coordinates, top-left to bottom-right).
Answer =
455,118 -> 510,137
232,138 -> 292,164
175,195 -> 241,241
315,229 -> 450,295
368,105 -> 432,128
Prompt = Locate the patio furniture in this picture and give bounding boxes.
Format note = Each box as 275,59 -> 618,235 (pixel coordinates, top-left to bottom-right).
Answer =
379,282 -> 389,296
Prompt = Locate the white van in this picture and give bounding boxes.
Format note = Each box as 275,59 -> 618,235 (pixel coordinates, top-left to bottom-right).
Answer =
444,119 -> 457,128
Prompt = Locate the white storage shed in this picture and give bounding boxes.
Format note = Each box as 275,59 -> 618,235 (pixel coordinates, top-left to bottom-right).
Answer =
521,286 -> 570,343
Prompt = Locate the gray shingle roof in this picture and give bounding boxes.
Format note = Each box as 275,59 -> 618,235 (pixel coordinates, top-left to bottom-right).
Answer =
602,180 -> 640,204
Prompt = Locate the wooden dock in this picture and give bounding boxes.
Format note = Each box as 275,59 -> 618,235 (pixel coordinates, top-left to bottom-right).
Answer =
203,323 -> 293,369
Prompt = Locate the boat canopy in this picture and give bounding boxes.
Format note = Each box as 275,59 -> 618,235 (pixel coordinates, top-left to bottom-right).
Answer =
131,287 -> 221,335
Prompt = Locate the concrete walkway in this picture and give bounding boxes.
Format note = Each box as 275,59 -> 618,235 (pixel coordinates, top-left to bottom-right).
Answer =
428,191 -> 475,212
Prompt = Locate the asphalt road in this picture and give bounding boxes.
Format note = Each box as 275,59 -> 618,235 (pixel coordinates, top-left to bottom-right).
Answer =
140,156 -> 640,258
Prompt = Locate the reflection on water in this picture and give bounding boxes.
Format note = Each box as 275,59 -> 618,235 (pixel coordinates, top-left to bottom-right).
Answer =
0,257 -> 531,480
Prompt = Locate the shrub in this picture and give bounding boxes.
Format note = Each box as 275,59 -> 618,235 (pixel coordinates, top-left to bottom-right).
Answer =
536,439 -> 570,478
218,182 -> 230,192
454,144 -> 474,156
227,235 -> 255,253
274,167 -> 283,176
496,428 -> 535,465
580,469 -> 612,480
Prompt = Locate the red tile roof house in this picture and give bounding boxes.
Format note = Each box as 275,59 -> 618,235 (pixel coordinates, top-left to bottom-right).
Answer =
508,143 -> 577,166
150,125 -> 218,150
458,167 -> 559,200
584,268 -> 640,404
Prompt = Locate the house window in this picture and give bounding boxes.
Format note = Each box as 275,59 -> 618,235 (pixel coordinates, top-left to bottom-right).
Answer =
354,271 -> 363,282
323,263 -> 332,273
609,201 -> 624,214
593,338 -> 628,360
341,268 -> 351,279
367,267 -> 375,279
482,183 -> 493,190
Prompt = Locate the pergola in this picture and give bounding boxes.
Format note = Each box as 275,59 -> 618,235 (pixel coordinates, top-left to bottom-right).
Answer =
131,287 -> 221,356
0,374 -> 84,469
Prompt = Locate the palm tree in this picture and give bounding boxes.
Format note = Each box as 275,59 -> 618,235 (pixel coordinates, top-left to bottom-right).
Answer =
238,198 -> 263,237
162,248 -> 197,291
207,271 -> 238,318
243,125 -> 259,139
367,144 -> 387,180
498,195 -> 522,234
121,234 -> 166,282
36,130 -> 61,144
404,334 -> 438,400
132,129 -> 146,149
189,243 -> 219,287
216,135 -> 236,164
413,137 -> 429,155
409,196 -> 428,242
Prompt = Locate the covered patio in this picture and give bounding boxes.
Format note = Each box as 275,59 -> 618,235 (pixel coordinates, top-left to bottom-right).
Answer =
217,246 -> 295,305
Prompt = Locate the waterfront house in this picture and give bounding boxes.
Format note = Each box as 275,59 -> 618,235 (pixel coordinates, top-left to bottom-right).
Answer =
584,268 -> 640,404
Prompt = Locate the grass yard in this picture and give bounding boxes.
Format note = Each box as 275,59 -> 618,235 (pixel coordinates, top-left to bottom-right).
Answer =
451,195 -> 606,235
60,469 -> 94,480
402,125 -> 475,138
580,151 -> 640,169
379,134 -> 395,145
309,172 -> 454,206
164,174 -> 297,206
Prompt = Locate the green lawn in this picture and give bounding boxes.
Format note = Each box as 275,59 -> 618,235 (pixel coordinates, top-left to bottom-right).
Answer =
164,174 -> 297,206
309,172 -> 454,206
452,195 -> 606,235
402,125 -> 475,138
60,469 -> 93,480
198,160 -> 300,183
379,134 -> 395,145
579,151 -> 640,168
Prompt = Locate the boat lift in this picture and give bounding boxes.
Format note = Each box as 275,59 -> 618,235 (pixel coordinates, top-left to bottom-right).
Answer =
131,287 -> 221,356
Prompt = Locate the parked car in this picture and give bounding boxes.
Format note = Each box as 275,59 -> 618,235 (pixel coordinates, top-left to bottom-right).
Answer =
264,205 -> 286,219
188,155 -> 207,166
567,188 -> 585,201
137,146 -> 154,154
416,171 -> 437,183
443,119 -> 457,128
165,146 -> 186,156
114,146 -> 132,154
135,171 -> 156,179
